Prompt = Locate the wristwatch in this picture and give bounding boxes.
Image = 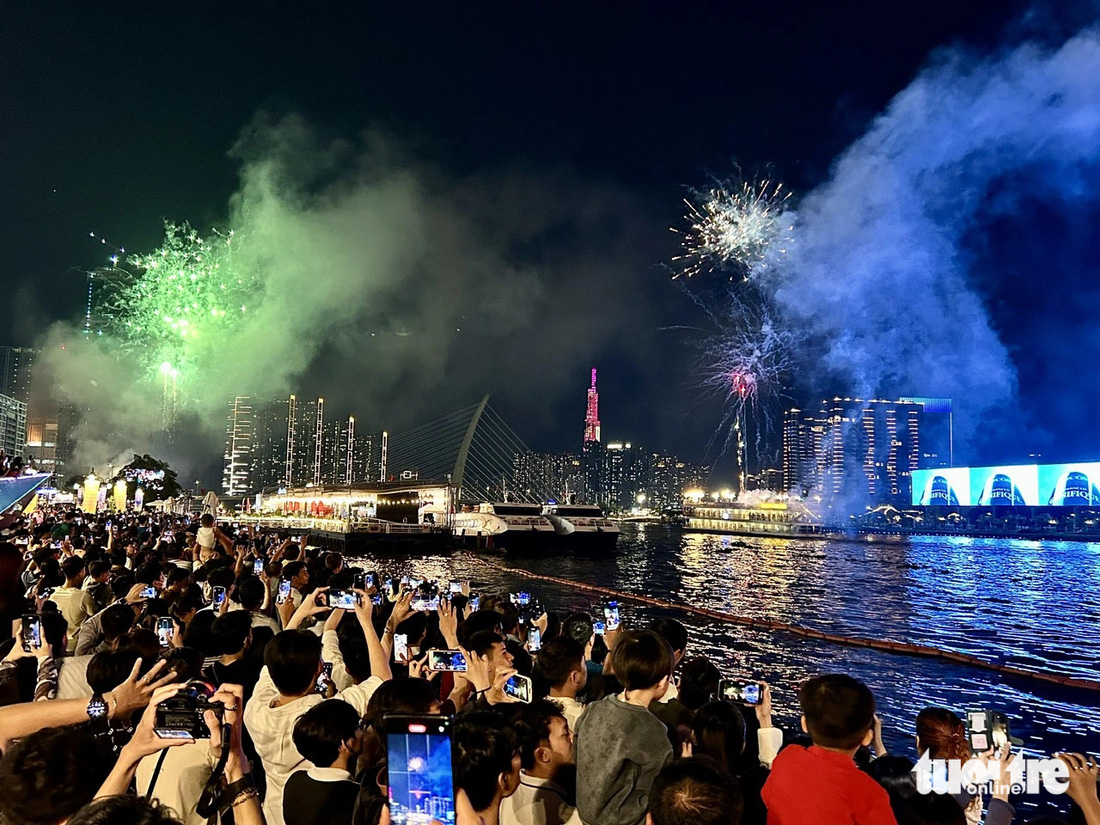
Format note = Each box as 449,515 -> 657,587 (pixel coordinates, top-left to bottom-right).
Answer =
86,694 -> 109,720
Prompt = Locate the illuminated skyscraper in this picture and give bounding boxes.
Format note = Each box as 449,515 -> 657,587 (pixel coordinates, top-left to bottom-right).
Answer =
0,347 -> 36,404
0,393 -> 27,458
222,397 -> 253,496
583,368 -> 601,444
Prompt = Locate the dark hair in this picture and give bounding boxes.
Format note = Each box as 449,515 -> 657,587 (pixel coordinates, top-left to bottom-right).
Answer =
264,630 -> 321,695
453,712 -> 517,813
166,567 -> 190,587
467,631 -> 506,660
134,563 -> 163,586
161,646 -> 204,683
799,674 -> 876,750
38,608 -> 69,655
647,758 -> 743,825
536,636 -> 585,689
200,514 -> 214,528
337,622 -> 372,682
183,609 -> 219,657
893,791 -> 966,825
562,612 -> 593,647
0,727 -> 112,825
282,561 -> 307,581
100,603 -> 136,641
62,555 -> 87,581
611,630 -> 674,691
236,577 -> 266,611
494,600 -> 520,633
88,560 -> 112,579
457,610 -> 504,647
915,708 -> 970,763
293,699 -> 361,768
866,754 -> 918,802
365,677 -> 439,732
110,572 -> 135,600
67,794 -> 184,824
87,648 -> 143,694
678,657 -> 721,710
649,617 -> 688,654
511,698 -> 566,772
324,552 -> 343,570
210,611 -> 252,656
204,566 -> 235,590
692,701 -> 747,774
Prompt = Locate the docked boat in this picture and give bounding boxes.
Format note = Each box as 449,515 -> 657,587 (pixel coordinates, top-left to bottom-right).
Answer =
541,503 -> 619,553
451,502 -> 557,552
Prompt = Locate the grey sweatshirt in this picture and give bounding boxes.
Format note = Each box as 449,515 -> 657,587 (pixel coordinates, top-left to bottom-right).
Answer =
574,695 -> 673,825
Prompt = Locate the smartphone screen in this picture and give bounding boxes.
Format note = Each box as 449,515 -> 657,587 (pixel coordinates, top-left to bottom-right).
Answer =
468,595 -> 480,612
411,595 -> 440,612
253,558 -> 264,575
140,585 -> 157,599
449,581 -> 463,594
393,633 -> 408,663
593,621 -> 606,635
427,649 -> 468,672
719,678 -> 763,705
385,715 -> 455,825
276,579 -> 291,605
21,614 -> 41,653
316,662 -> 333,694
212,586 -> 226,608
528,627 -> 542,652
604,601 -> 620,630
503,674 -> 532,703
371,593 -> 384,606
329,590 -> 360,610
157,617 -> 174,647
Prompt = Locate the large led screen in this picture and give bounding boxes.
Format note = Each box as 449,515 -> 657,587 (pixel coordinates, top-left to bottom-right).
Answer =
970,465 -> 1039,507
913,468 -> 972,506
1039,463 -> 1100,507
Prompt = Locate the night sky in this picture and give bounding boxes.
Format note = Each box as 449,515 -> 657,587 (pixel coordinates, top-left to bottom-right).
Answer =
4,0 -> 1098,484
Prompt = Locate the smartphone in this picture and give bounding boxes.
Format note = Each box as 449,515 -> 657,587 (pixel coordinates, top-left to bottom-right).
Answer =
21,614 -> 41,653
528,627 -> 542,652
411,594 -> 440,612
512,591 -> 531,606
252,558 -> 264,576
140,585 -> 157,599
157,616 -> 174,647
468,595 -> 480,612
604,601 -> 621,631
504,673 -> 533,703
352,571 -> 367,591
449,581 -> 463,594
211,586 -> 227,608
385,715 -> 456,825
719,678 -> 763,705
593,620 -> 606,635
393,633 -> 409,663
316,662 -> 334,694
371,592 -> 384,606
385,578 -> 395,597
276,579 -> 292,605
328,589 -> 361,610
967,710 -> 1018,755
427,648 -> 468,672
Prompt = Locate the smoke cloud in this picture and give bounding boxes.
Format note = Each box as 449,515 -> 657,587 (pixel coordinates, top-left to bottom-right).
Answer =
772,27 -> 1100,455
35,115 -> 660,479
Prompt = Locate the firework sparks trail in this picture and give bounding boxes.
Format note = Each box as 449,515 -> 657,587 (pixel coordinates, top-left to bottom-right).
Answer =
91,221 -> 261,400
671,178 -> 793,281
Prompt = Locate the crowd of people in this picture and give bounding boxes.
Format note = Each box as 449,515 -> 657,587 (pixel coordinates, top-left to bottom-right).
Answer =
0,505 -> 1096,825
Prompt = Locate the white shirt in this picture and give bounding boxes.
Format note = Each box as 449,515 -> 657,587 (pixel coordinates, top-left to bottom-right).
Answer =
500,773 -> 580,825
243,665 -> 382,825
135,742 -> 214,825
56,655 -> 93,699
321,629 -> 355,692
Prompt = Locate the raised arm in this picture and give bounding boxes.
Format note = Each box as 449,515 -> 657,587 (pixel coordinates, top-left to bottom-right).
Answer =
353,589 -> 392,682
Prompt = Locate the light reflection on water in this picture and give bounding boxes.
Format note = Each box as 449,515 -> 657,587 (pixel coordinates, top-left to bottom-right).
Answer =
348,524 -> 1100,770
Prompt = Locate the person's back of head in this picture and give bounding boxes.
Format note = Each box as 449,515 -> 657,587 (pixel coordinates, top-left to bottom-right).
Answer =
67,795 -> 183,825
457,609 -> 504,647
692,701 -> 747,774
282,561 -> 306,582
894,791 -> 966,825
866,755 -> 918,804
38,608 -> 69,654
88,560 -> 111,580
678,656 -> 721,710
211,610 -> 252,656
562,612 -> 594,648
265,629 -> 322,696
915,707 -> 969,762
200,513 -> 214,528
337,621 -> 372,683
183,609 -> 219,657
236,576 -> 265,611
204,566 -> 235,590
646,758 -> 743,825
161,646 -> 204,683
134,562 -> 163,586
365,677 -> 440,733
611,630 -> 675,692
100,603 -> 136,642
87,648 -> 144,695
649,618 -> 688,660
453,711 -> 520,815
799,673 -> 877,751
536,636 -> 585,691
61,555 -> 86,582
0,727 -> 111,825
324,552 -> 343,571
494,601 -> 521,634
293,699 -> 362,768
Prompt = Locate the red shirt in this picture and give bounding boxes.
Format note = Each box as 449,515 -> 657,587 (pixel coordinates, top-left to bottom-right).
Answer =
762,744 -> 897,825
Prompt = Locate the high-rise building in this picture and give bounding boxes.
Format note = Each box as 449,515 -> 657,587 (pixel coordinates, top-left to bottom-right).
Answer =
581,368 -> 603,503
222,397 -> 254,496
648,453 -> 710,510
24,415 -> 60,477
0,393 -> 28,459
784,398 -> 925,504
583,368 -> 601,444
0,347 -> 37,404
512,452 -> 584,502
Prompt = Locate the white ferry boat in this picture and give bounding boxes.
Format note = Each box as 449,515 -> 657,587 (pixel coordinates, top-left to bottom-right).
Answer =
541,503 -> 619,554
451,502 -> 557,552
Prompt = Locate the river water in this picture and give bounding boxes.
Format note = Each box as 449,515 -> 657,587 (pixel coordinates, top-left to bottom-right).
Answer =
348,524 -> 1100,772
